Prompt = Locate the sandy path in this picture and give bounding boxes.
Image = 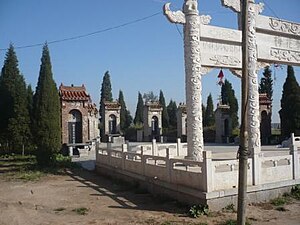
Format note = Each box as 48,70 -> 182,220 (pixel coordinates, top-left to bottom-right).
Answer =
0,169 -> 299,225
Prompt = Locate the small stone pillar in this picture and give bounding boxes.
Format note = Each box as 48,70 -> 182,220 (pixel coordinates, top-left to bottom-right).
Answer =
166,148 -> 171,182
69,146 -> 73,157
152,139 -> 157,156
176,138 -> 182,156
122,143 -> 128,152
290,133 -> 300,179
202,151 -> 213,192
252,151 -> 262,185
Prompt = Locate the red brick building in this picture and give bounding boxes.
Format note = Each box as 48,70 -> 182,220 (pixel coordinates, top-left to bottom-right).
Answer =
59,84 -> 99,144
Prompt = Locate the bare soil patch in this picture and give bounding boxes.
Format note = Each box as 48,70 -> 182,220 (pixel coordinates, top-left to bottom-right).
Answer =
0,167 -> 300,225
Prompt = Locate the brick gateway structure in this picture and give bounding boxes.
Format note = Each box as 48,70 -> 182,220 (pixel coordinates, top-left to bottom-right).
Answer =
59,84 -> 99,145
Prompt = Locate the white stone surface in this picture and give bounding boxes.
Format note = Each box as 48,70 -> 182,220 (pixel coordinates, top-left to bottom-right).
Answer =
256,15 -> 300,37
96,142 -> 300,192
200,24 -> 242,68
164,0 -> 300,162
247,1 -> 261,156
256,33 -> 300,66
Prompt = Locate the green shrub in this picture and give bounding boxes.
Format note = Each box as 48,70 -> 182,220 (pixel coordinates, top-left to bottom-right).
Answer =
291,184 -> 300,200
270,197 -> 288,206
72,207 -> 89,215
53,154 -> 73,168
223,203 -> 236,212
189,204 -> 209,218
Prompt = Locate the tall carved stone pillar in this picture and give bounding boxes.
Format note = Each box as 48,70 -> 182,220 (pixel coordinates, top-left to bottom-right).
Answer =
183,1 -> 203,161
247,2 -> 262,156
164,0 -> 210,161
247,1 -> 264,185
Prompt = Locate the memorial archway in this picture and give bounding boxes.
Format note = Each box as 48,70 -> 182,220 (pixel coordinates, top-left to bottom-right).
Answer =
68,109 -> 82,144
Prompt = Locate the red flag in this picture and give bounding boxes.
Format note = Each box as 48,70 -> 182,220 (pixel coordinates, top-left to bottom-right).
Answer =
217,69 -> 224,86
218,69 -> 224,78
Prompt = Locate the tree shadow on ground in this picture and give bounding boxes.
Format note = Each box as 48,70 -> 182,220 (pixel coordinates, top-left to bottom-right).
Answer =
66,167 -> 188,215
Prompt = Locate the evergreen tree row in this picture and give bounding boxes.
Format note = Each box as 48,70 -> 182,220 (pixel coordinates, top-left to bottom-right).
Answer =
221,79 -> 239,129
0,44 -> 61,166
280,66 -> 300,138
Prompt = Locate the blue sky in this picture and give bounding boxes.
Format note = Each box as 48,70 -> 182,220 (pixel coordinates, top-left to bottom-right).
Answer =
0,0 -> 299,123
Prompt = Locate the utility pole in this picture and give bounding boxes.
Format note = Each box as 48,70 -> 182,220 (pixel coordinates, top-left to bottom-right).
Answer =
237,0 -> 249,224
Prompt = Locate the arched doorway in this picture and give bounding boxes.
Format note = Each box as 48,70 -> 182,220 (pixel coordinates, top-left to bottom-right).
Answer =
68,110 -> 82,144
260,110 -> 270,144
151,116 -> 159,137
224,119 -> 229,137
108,114 -> 117,134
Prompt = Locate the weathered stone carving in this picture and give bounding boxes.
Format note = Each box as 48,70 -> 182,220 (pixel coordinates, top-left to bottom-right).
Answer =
199,15 -> 211,25
183,0 -> 203,161
255,3 -> 264,14
184,0 -> 198,14
206,28 -> 239,41
164,1 -> 206,160
221,0 -> 241,13
269,18 -> 300,35
164,3 -> 186,24
270,48 -> 300,62
199,66 -> 213,75
247,2 -> 261,153
210,55 -> 240,66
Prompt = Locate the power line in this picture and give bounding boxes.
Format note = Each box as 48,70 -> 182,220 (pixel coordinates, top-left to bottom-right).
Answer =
261,0 -> 280,19
0,11 -> 161,51
175,24 -> 183,38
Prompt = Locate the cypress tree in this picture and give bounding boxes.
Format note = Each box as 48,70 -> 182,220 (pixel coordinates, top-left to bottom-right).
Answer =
221,79 -> 239,129
99,71 -> 113,139
280,66 -> 300,138
167,100 -> 177,128
27,84 -> 34,124
143,91 -> 158,103
0,44 -> 31,152
159,90 -> 169,128
118,90 -> 132,131
204,93 -> 215,127
134,92 -> 144,125
33,44 -> 61,166
259,66 -> 273,100
202,104 -> 207,127
99,71 -> 113,118
26,84 -> 34,150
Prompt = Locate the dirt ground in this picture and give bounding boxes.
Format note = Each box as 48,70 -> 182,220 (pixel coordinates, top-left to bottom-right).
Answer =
0,168 -> 300,225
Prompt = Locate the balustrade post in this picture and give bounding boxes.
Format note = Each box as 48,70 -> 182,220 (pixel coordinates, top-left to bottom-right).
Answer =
290,133 -> 300,179
202,151 -> 213,192
177,138 -> 182,156
152,139 -> 157,156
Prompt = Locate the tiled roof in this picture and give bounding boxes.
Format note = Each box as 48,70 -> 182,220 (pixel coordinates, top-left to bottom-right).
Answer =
59,84 -> 90,101
259,93 -> 272,105
145,101 -> 162,109
104,101 -> 121,110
